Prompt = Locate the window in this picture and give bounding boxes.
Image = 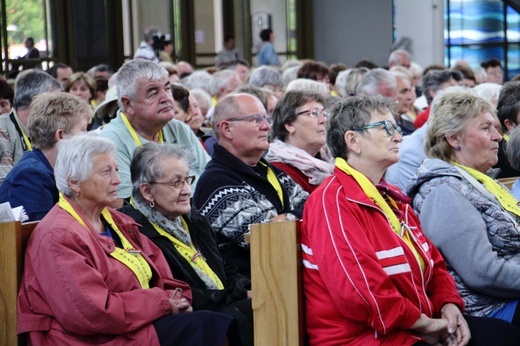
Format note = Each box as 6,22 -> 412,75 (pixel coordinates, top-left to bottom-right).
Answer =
445,0 -> 520,80
0,0 -> 52,77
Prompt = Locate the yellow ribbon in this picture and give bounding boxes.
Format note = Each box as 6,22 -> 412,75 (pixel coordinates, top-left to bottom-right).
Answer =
259,161 -> 284,208
59,194 -> 152,289
504,133 -> 510,142
147,215 -> 224,290
453,162 -> 520,218
336,158 -> 425,271
120,111 -> 163,146
13,110 -> 32,151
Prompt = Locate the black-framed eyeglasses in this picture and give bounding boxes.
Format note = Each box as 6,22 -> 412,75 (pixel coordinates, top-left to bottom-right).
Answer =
353,120 -> 403,136
296,108 -> 330,119
150,175 -> 196,189
225,114 -> 272,125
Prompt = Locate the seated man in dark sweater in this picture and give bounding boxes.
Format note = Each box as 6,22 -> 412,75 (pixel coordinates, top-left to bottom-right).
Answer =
193,93 -> 308,279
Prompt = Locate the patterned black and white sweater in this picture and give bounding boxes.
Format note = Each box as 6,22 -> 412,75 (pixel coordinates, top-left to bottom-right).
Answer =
194,143 -> 308,278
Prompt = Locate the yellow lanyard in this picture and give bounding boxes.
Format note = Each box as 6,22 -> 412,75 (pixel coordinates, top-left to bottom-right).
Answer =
59,194 -> 152,289
453,162 -> 520,218
149,217 -> 224,290
259,161 -> 284,208
13,110 -> 32,151
120,111 -> 163,146
336,158 -> 425,271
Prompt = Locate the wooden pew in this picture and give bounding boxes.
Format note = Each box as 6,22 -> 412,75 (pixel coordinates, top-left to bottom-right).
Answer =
0,221 -> 38,346
498,176 -> 518,191
249,220 -> 304,346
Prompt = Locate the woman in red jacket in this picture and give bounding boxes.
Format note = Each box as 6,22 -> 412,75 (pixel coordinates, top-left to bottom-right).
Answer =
301,95 -> 520,345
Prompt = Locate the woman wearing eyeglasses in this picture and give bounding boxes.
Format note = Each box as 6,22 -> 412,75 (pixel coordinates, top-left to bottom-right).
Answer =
301,95 -> 520,345
120,141 -> 253,346
265,90 -> 334,192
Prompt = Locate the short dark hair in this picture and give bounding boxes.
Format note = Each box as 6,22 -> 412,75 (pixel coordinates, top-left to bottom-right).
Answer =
260,29 -> 273,42
271,90 -> 326,142
497,81 -> 520,132
481,58 -> 502,69
297,61 -> 330,81
47,63 -> 71,79
171,83 -> 190,113
354,60 -> 378,70
224,34 -> 234,43
0,78 -> 14,104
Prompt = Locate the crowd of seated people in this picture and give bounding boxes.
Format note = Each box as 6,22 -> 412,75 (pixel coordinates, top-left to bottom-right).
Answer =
4,43 -> 520,345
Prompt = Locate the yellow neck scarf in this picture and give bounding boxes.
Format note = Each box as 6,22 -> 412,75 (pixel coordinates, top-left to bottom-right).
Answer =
59,194 -> 152,288
258,161 -> 284,208
336,158 -> 425,271
13,109 -> 32,151
148,216 -> 224,290
453,162 -> 520,218
120,111 -> 163,146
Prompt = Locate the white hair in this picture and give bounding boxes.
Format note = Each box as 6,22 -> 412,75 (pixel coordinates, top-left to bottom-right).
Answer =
55,134 -> 116,197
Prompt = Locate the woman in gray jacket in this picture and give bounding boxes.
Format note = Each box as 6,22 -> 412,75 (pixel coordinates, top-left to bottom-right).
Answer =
408,87 -> 520,329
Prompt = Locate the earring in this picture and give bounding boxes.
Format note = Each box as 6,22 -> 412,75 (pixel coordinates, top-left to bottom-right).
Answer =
456,144 -> 462,150
149,200 -> 155,208
357,149 -> 361,154
76,191 -> 80,197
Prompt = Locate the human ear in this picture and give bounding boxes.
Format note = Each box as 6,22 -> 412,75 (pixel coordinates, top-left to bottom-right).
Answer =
344,131 -> 361,154
139,183 -> 154,204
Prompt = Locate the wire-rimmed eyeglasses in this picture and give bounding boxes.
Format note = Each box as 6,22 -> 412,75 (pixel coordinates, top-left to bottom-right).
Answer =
150,175 -> 196,189
296,108 -> 330,119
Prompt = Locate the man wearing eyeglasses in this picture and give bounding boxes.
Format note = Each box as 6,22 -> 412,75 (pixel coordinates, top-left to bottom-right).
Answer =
193,93 -> 309,279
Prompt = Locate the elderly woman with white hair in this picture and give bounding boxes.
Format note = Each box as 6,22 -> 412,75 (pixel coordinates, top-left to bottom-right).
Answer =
17,135 -> 238,345
248,66 -> 284,97
121,141 -> 253,345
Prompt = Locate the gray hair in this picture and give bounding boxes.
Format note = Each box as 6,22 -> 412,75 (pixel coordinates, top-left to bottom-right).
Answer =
212,94 -> 242,140
506,126 -> 520,171
425,87 -> 494,162
336,68 -> 369,97
28,92 -> 92,149
210,70 -> 240,97
282,66 -> 300,89
388,49 -> 410,67
181,70 -> 213,95
357,68 -> 396,96
473,66 -> 488,83
422,69 -> 463,105
13,69 -> 61,110
130,142 -> 194,201
285,78 -> 329,97
326,95 -> 395,160
473,82 -> 501,108
189,88 -> 212,116
116,59 -> 168,112
249,66 -> 283,88
55,135 -> 116,197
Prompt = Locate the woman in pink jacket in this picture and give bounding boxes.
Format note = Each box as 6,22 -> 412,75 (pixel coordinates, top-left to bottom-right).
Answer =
17,135 -> 238,345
